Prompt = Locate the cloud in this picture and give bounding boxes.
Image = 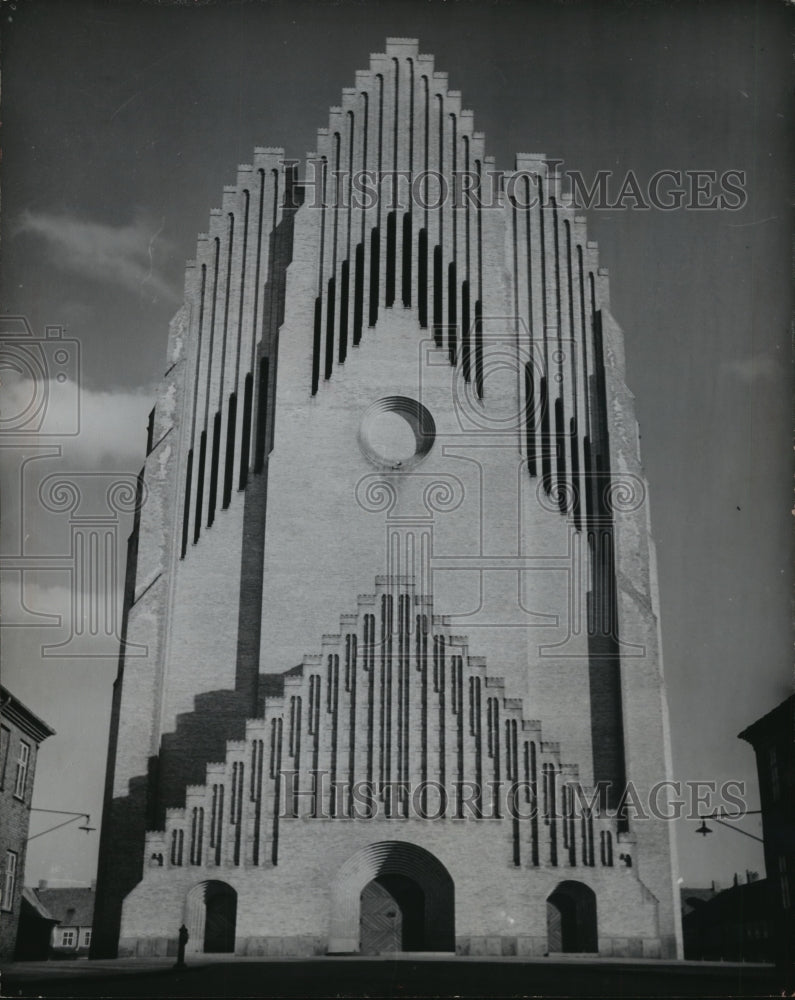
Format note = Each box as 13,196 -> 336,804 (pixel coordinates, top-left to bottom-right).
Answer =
15,209 -> 180,303
0,581 -> 75,631
1,377 -> 155,604
0,380 -> 153,645
722,356 -> 784,383
63,382 -> 156,467
0,376 -> 155,466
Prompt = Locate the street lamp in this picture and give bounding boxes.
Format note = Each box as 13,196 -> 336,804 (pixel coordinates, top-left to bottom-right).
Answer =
694,809 -> 763,843
27,808 -> 95,842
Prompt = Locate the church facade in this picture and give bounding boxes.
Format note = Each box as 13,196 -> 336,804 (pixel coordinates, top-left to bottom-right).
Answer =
93,38 -> 682,960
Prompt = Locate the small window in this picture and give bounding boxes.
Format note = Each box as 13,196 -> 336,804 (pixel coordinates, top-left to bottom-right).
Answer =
14,741 -> 30,799
0,726 -> 9,789
170,827 -> 184,866
600,829 -> 614,866
82,929 -> 92,947
2,851 -> 17,912
146,406 -> 156,455
61,929 -> 76,948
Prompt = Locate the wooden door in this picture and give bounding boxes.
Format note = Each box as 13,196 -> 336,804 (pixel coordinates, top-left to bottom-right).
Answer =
546,900 -> 563,952
360,880 -> 403,954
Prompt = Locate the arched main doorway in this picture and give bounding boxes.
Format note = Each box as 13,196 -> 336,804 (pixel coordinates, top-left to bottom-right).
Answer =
329,841 -> 455,954
184,880 -> 237,954
546,881 -> 598,953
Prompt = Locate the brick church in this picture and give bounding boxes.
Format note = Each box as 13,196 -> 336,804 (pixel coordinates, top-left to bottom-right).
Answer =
93,38 -> 682,960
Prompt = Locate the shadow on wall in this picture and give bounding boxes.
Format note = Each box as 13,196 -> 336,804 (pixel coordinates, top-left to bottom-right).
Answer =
158,672 -> 293,818
91,673 -> 294,958
90,770 -> 152,959
91,190 -> 302,959
157,689 -> 256,819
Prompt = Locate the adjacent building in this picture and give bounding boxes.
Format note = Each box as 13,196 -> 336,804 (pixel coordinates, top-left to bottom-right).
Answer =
94,38 -> 681,960
681,876 -> 775,963
35,884 -> 95,958
0,686 -> 55,961
14,888 -> 59,961
739,694 -> 795,975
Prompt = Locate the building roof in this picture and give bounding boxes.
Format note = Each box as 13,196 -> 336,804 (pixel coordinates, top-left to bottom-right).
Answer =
738,693 -> 794,747
680,886 -> 717,916
682,877 -> 771,922
0,686 -> 55,743
35,886 -> 94,927
20,887 -> 58,924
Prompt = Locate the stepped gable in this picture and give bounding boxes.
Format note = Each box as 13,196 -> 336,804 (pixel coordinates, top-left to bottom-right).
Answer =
174,37 -> 608,562
145,576 -> 622,874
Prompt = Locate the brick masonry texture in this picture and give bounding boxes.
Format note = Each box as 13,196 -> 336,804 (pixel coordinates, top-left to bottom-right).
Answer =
93,38 -> 682,961
0,690 -> 54,961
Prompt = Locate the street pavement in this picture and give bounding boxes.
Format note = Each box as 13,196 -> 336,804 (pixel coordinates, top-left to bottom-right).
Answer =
0,954 -> 780,998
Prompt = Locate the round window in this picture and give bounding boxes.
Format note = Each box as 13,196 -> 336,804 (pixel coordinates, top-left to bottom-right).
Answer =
358,396 -> 436,470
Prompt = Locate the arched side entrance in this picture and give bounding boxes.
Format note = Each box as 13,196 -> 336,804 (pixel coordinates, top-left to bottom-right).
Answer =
184,880 -> 237,954
546,881 -> 598,953
329,841 -> 455,954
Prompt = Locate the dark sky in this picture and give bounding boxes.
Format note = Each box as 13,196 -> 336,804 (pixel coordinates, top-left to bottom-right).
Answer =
1,0 -> 792,888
